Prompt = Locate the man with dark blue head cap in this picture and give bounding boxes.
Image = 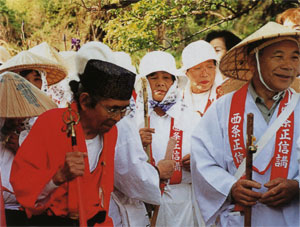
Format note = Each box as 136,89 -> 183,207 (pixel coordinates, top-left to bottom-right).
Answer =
10,59 -> 136,226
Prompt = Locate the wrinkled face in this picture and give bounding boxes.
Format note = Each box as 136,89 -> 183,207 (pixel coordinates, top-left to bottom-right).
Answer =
283,18 -> 300,31
147,71 -> 174,102
24,71 -> 42,89
255,40 -> 300,92
210,37 -> 227,61
186,60 -> 216,93
80,96 -> 130,135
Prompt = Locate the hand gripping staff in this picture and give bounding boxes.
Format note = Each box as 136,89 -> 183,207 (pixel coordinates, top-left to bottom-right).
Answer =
245,113 -> 257,227
62,104 -> 87,226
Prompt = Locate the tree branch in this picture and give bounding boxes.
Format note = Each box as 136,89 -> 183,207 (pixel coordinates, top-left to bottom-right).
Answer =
205,10 -> 226,19
163,0 -> 260,50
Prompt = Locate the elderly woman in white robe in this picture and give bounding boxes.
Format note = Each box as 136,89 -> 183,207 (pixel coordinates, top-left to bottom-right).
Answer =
180,40 -> 224,128
135,51 -> 201,227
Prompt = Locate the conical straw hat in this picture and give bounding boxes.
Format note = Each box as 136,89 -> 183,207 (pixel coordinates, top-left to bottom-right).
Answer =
220,22 -> 300,81
218,78 -> 248,96
0,51 -> 67,85
0,71 -> 57,118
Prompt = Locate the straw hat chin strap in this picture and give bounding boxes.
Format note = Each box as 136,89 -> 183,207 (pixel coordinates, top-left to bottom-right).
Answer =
255,49 -> 284,101
255,49 -> 274,92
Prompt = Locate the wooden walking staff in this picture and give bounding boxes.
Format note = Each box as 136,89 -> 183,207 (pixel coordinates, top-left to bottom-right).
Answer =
141,78 -> 151,161
62,104 -> 87,227
141,77 -> 157,223
245,113 -> 257,227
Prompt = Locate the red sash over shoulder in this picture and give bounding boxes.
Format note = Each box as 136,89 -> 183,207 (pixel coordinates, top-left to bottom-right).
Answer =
148,117 -> 183,185
228,83 -> 294,177
10,103 -> 117,226
228,83 -> 294,211
228,84 -> 294,211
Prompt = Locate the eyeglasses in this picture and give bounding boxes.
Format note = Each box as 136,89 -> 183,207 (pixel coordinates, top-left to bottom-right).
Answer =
98,102 -> 132,118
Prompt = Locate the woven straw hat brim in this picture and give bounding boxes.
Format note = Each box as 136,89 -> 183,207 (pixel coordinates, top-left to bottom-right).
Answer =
220,22 -> 300,81
218,77 -> 300,96
0,72 -> 57,118
0,51 -> 67,85
0,63 -> 67,86
218,78 -> 248,96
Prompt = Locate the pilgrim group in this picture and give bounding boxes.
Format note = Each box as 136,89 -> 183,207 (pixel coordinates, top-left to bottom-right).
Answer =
0,7 -> 300,227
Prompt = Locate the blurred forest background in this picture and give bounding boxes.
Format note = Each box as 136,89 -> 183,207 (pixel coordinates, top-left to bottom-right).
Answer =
0,0 -> 299,67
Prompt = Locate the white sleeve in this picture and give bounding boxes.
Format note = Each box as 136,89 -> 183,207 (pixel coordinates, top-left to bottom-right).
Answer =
35,180 -> 58,206
114,117 -> 161,205
191,101 -> 236,226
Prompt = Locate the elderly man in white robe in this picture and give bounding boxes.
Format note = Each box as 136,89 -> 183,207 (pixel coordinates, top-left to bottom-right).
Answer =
191,22 -> 300,227
73,42 -> 163,226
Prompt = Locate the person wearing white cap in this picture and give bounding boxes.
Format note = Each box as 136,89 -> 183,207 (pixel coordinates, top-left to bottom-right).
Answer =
95,49 -> 161,227
113,51 -> 137,74
135,50 -> 201,227
181,40 -> 223,128
75,42 -> 162,226
191,22 -> 300,226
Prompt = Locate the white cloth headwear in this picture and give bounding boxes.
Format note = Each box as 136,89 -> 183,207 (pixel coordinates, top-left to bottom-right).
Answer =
113,51 -> 136,74
137,51 -> 186,90
135,51 -> 187,124
75,41 -> 116,75
181,40 -> 218,72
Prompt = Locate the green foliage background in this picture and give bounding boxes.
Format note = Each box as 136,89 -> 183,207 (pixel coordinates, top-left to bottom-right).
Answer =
0,0 -> 299,66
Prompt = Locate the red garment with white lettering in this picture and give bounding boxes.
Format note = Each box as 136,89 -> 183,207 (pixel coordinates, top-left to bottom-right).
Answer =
10,104 -> 117,226
148,117 -> 183,185
228,83 -> 294,178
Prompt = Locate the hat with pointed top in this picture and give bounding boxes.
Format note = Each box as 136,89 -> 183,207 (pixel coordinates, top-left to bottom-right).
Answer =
220,22 -> 300,81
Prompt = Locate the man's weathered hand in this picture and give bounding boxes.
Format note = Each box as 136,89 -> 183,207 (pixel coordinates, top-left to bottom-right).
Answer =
231,179 -> 262,206
259,178 -> 299,207
157,159 -> 176,180
182,154 -> 190,172
139,128 -> 155,147
53,151 -> 87,186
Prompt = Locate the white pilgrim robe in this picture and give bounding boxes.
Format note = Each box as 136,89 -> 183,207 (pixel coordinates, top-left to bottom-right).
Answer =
181,79 -> 220,131
0,117 -> 35,210
135,103 -> 199,227
109,115 -> 161,226
191,88 -> 300,227
0,144 -> 20,210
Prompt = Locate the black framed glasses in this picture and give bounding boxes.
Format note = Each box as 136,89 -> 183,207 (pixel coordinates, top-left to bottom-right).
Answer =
98,102 -> 132,117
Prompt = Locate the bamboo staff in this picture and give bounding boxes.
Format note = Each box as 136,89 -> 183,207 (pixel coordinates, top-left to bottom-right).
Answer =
63,104 -> 87,227
245,113 -> 257,227
141,78 -> 151,161
141,77 -> 157,224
